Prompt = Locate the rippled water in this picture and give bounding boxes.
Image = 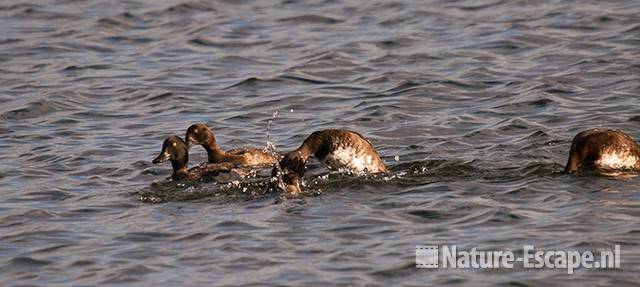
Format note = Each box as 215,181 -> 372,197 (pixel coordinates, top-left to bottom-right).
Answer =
1,0 -> 640,285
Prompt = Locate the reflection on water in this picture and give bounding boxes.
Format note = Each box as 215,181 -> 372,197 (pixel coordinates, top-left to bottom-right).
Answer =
1,0 -> 640,285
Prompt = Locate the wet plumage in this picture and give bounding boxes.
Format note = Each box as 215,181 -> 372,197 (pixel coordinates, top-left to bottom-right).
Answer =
185,123 -> 279,167
152,135 -> 253,182
271,129 -> 387,194
565,129 -> 640,173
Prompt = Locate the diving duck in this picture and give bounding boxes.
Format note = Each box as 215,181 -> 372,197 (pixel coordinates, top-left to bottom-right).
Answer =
152,135 -> 251,182
565,128 -> 640,173
185,123 -> 279,166
270,129 -> 387,194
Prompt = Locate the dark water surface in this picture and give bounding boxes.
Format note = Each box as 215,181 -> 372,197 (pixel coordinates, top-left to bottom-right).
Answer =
1,0 -> 640,285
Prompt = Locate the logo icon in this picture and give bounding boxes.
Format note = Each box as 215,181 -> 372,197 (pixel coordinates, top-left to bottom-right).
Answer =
415,245 -> 438,268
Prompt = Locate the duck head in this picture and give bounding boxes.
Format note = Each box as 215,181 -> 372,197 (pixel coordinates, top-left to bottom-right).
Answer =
152,136 -> 189,179
269,151 -> 307,194
185,123 -> 216,147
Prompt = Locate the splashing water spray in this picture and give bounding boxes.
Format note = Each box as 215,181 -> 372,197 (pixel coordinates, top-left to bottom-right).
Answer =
265,110 -> 278,155
264,110 -> 311,196
264,110 -> 287,192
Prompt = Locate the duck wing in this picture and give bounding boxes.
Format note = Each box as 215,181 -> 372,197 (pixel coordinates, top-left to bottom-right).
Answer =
227,147 -> 280,166
188,162 -> 251,183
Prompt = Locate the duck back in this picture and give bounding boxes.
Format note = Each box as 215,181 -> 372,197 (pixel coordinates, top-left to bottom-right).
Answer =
566,129 -> 640,172
311,130 -> 387,174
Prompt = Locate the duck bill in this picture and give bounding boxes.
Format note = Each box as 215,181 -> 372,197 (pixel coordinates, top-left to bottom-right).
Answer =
284,180 -> 302,195
185,135 -> 198,147
283,177 -> 302,195
152,150 -> 171,164
266,178 -> 302,194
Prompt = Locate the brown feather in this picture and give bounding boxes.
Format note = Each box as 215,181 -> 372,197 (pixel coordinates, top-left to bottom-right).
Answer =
565,128 -> 640,173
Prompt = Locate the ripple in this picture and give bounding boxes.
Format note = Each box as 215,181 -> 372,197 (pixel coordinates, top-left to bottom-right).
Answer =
164,2 -> 216,13
61,64 -> 112,72
115,232 -> 176,242
9,257 -> 52,267
1,0 -> 639,285
277,15 -> 344,24
188,38 -> 270,49
1,100 -> 64,121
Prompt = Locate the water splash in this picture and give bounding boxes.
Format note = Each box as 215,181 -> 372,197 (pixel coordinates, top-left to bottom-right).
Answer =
268,163 -> 290,193
264,110 -> 286,193
382,170 -> 408,181
265,110 -> 279,154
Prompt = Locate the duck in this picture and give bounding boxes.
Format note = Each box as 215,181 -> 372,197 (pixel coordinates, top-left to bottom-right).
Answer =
269,129 -> 387,194
152,135 -> 252,182
565,128 -> 640,173
185,123 -> 279,167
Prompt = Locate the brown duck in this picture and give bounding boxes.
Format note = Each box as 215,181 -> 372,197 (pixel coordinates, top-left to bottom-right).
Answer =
152,135 -> 251,182
565,128 -> 640,173
270,129 -> 387,194
185,123 -> 279,167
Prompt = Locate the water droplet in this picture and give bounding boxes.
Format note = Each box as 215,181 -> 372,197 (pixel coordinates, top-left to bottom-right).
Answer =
265,110 -> 279,153
394,155 -> 400,161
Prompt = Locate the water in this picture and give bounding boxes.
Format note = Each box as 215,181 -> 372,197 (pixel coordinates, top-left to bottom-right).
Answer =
1,0 -> 639,285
